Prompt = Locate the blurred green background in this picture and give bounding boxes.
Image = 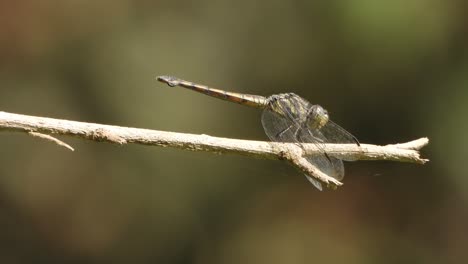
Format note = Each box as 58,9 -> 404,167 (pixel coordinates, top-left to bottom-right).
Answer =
0,0 -> 466,263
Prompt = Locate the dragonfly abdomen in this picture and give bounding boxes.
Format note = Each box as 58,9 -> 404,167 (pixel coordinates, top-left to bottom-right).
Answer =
157,76 -> 268,109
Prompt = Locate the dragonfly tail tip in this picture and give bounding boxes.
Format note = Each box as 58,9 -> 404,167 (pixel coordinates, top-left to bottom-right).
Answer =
156,75 -> 179,87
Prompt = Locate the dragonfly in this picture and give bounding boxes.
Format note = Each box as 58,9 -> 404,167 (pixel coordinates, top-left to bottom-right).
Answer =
157,76 -> 360,190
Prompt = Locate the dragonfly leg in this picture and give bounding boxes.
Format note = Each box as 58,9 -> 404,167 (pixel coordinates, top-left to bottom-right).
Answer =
292,125 -> 307,149
352,135 -> 361,146
275,124 -> 295,139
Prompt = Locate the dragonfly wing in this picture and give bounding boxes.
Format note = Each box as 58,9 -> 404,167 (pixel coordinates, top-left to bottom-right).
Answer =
262,108 -> 322,190
261,93 -> 311,142
296,126 -> 345,181
261,108 -> 344,185
320,120 -> 359,161
305,175 -> 323,191
261,107 -> 300,143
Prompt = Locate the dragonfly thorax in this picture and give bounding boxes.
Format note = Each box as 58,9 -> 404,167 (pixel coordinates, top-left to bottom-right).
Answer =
265,93 -> 329,129
266,93 -> 310,119
307,105 -> 329,129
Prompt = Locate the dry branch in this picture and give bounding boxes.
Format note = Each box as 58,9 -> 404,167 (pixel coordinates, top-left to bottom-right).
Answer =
0,111 -> 429,189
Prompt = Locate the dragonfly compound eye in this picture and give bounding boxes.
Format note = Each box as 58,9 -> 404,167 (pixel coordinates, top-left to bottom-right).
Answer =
317,112 -> 329,128
308,105 -> 329,129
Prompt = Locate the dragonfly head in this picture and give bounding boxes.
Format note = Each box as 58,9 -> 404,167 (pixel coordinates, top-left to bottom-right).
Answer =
307,105 -> 329,129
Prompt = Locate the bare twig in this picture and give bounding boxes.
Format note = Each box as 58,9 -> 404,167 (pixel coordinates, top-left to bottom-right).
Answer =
387,138 -> 428,150
28,131 -> 74,151
0,111 -> 428,189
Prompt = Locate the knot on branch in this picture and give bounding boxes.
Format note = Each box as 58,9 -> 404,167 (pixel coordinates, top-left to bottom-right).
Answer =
90,128 -> 127,145
273,143 -> 344,189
